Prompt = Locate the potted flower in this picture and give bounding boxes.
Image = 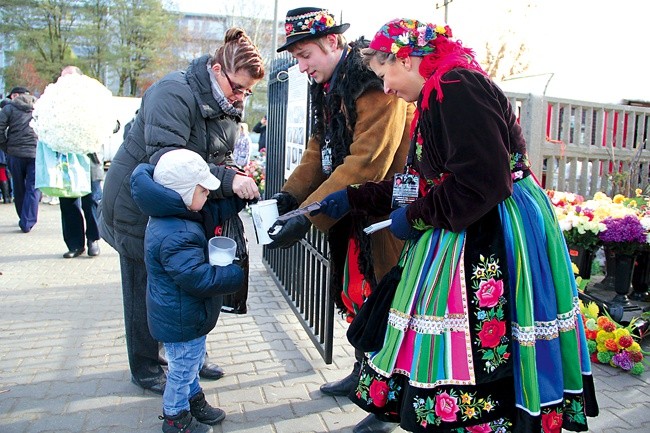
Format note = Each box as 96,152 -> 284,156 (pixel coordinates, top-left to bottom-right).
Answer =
628,191 -> 650,301
599,215 -> 646,255
598,215 -> 648,304
553,195 -> 606,279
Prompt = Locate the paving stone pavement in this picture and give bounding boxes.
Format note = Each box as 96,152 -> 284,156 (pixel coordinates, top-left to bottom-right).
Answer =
1,202 -> 649,433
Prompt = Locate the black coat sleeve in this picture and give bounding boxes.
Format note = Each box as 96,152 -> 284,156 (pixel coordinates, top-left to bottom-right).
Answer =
406,71 -> 513,232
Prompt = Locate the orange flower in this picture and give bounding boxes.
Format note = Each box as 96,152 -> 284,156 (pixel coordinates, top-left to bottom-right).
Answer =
596,316 -> 610,328
604,339 -> 619,352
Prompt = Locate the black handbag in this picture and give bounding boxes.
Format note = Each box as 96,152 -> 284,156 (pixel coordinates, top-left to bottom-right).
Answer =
346,264 -> 404,352
220,215 -> 249,314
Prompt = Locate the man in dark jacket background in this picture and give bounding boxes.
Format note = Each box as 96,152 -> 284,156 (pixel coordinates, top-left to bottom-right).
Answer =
252,114 -> 267,151
99,27 -> 264,394
0,86 -> 40,232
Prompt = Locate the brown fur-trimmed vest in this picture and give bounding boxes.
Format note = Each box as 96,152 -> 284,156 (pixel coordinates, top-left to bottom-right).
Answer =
282,38 -> 414,314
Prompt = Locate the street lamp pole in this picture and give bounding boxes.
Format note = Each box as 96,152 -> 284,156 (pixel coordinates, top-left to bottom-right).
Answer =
436,0 -> 453,22
272,0 -> 279,58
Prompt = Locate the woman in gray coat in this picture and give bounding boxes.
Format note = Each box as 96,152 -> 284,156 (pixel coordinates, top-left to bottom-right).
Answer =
100,28 -> 264,395
0,87 -> 40,232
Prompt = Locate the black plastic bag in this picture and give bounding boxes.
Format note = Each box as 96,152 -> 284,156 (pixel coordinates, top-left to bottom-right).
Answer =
220,215 -> 249,314
346,264 -> 403,352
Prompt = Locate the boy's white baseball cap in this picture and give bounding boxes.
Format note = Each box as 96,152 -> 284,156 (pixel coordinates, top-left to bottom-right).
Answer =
153,148 -> 221,206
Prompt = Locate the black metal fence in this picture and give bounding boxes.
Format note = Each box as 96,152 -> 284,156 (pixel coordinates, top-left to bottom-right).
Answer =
262,54 -> 335,364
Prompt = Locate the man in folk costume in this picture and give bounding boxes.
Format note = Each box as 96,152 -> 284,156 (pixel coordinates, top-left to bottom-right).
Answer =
268,7 -> 414,432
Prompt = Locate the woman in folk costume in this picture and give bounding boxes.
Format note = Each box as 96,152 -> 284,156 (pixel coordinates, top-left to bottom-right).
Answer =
314,19 -> 598,433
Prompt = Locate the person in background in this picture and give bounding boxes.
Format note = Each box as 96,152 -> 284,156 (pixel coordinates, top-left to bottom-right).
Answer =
99,27 -> 264,394
0,91 -> 19,204
252,114 -> 266,151
268,7 -> 414,433
131,148 -> 244,433
233,122 -> 252,167
0,86 -> 40,232
56,66 -> 104,258
0,140 -> 11,203
0,90 -> 9,203
315,18 -> 599,432
0,92 -> 11,108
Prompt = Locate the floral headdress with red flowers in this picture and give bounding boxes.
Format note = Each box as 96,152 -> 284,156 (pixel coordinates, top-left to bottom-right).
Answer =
369,18 -> 487,129
369,19 -> 452,58
277,7 -> 350,53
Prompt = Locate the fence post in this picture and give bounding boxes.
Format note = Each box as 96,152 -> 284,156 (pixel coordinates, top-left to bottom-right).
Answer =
520,94 -> 546,182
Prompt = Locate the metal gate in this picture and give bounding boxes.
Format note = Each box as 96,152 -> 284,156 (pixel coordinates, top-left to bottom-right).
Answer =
262,54 -> 335,363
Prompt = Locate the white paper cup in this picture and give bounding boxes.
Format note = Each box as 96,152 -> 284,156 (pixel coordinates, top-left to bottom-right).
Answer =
250,199 -> 279,245
208,236 -> 237,266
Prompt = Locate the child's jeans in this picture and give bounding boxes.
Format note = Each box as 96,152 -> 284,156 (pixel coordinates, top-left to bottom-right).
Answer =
162,336 -> 206,416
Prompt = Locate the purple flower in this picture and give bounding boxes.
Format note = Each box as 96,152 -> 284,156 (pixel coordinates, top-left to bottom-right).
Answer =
599,215 -> 646,254
612,351 -> 634,370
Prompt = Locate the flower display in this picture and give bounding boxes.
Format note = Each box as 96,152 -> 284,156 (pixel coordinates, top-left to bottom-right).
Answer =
31,73 -> 116,155
619,189 -> 650,214
580,300 -> 648,375
548,190 -> 606,251
548,190 -> 650,252
598,214 -> 647,256
546,190 -> 584,208
558,210 -> 605,251
243,148 -> 266,195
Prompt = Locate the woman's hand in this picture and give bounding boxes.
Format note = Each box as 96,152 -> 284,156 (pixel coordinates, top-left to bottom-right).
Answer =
389,206 -> 422,240
232,173 -> 260,200
311,189 -> 349,219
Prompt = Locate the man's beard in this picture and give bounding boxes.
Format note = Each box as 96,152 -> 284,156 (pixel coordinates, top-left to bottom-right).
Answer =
232,99 -> 244,111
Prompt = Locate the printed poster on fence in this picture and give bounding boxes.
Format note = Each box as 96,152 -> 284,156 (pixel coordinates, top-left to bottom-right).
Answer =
284,64 -> 308,180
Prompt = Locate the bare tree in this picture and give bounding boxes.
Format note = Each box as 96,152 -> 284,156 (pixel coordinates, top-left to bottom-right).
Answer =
478,1 -> 533,81
483,40 -> 529,81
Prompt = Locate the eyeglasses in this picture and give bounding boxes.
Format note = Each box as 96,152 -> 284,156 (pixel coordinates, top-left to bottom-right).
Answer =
222,70 -> 253,97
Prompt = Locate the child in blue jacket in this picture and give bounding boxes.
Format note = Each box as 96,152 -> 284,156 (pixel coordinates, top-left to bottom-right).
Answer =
131,148 -> 244,433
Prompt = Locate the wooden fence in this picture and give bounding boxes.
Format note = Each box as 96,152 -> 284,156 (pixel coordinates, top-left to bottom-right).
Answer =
513,94 -> 650,198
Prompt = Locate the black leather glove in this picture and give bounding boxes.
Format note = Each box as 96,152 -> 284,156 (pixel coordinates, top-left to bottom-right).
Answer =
271,191 -> 299,215
267,215 -> 311,249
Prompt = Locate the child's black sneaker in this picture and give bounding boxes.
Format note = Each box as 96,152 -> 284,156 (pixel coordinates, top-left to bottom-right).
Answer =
189,392 -> 226,425
160,410 -> 212,433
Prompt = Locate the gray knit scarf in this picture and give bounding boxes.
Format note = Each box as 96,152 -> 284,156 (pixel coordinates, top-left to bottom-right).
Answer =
206,61 -> 242,118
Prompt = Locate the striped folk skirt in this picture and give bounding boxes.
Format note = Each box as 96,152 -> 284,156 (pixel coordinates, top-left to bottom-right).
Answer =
349,176 -> 598,433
